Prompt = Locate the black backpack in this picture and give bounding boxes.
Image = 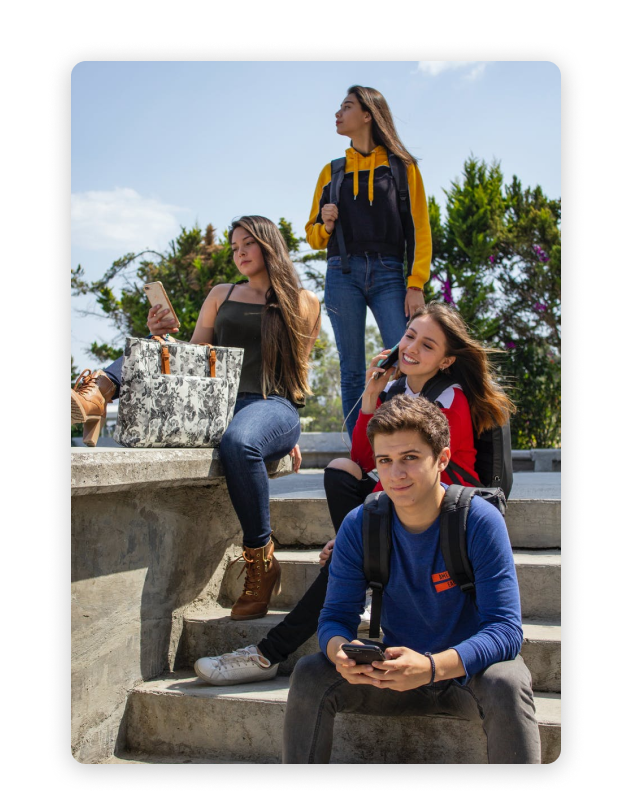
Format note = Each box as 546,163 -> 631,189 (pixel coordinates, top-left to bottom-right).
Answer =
362,485 -> 507,639
329,152 -> 411,275
383,372 -> 513,497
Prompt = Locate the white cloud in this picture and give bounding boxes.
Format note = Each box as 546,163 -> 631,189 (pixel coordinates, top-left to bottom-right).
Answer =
417,61 -> 488,81
464,63 -> 487,81
71,188 -> 187,251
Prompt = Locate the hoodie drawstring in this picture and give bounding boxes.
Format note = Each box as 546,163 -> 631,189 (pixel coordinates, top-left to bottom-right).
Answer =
351,148 -> 377,205
353,151 -> 359,200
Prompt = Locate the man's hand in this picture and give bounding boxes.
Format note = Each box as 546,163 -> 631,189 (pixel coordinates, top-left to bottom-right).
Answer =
319,538 -> 335,565
370,647 -> 433,692
327,637 -> 384,687
332,639 -> 383,687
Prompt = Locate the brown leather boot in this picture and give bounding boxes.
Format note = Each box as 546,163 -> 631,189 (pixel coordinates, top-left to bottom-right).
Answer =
71,369 -> 117,447
231,538 -> 282,620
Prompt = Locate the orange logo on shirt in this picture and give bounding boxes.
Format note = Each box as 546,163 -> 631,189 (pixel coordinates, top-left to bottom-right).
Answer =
432,570 -> 456,593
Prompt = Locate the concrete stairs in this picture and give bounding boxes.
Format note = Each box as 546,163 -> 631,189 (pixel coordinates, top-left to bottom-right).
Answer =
119,493 -> 561,764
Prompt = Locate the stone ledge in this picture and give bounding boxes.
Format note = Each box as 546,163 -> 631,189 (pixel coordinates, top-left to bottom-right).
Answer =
297,434 -> 561,471
71,447 -> 293,496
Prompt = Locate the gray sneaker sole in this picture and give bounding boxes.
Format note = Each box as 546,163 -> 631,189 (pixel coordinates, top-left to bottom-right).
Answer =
193,661 -> 278,686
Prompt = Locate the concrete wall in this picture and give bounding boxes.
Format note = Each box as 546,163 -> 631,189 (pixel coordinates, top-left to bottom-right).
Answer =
71,448 -> 291,764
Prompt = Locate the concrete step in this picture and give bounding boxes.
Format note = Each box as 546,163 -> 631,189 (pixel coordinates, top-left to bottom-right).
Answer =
177,608 -> 561,693
270,497 -> 560,549
220,549 -> 561,621
123,672 -> 560,764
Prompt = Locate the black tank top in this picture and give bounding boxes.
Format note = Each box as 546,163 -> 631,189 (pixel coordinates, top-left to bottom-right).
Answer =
213,284 -> 264,395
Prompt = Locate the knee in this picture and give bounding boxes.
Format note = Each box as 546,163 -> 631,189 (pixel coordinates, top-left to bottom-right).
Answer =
476,658 -> 534,710
290,653 -> 334,698
324,463 -> 363,501
219,424 -> 256,463
326,458 -> 363,479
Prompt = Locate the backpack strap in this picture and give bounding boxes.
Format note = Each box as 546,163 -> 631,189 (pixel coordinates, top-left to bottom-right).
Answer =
440,485 -> 477,597
445,460 -> 484,489
362,491 -> 392,638
388,152 -> 414,276
329,158 -> 350,274
380,376 -> 407,403
420,372 -> 458,403
388,153 -> 409,216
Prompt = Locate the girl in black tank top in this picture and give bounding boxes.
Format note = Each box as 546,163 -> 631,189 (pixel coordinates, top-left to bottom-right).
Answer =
174,217 -> 320,627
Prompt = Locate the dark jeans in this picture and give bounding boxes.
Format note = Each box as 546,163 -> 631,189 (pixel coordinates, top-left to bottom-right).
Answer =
257,467 -> 375,664
283,652 -> 541,764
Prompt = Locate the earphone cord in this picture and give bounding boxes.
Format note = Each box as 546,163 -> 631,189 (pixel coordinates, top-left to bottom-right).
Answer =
340,370 -> 383,451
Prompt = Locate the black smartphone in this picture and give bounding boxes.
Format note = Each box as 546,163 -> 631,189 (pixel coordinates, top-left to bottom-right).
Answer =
376,344 -> 400,370
341,643 -> 386,664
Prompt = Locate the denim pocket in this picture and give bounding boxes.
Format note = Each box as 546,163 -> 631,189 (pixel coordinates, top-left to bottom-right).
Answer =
378,255 -> 404,272
326,256 -> 343,270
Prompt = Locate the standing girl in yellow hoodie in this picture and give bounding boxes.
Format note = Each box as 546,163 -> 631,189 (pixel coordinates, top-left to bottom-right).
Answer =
305,85 -> 432,438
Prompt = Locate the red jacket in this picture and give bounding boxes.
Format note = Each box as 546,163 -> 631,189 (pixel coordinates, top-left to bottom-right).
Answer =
350,384 -> 478,490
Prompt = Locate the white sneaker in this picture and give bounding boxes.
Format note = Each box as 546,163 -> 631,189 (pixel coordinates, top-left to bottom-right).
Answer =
358,592 -> 373,631
194,645 -> 278,686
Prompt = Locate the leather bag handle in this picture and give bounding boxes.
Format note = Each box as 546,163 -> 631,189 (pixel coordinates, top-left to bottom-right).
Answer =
198,343 -> 217,377
150,335 -> 171,375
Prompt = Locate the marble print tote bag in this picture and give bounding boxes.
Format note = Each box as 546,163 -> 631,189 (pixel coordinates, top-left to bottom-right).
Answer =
114,337 -> 244,448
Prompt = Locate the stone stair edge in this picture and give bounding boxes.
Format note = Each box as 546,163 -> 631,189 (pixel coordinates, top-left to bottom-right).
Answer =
246,548 -> 561,561
182,605 -> 561,635
129,672 -> 561,723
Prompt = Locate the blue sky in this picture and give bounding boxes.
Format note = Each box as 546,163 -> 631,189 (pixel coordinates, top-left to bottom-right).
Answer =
71,60 -> 560,370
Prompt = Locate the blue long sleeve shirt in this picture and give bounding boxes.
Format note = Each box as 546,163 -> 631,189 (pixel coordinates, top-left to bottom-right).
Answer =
318,491 -> 523,683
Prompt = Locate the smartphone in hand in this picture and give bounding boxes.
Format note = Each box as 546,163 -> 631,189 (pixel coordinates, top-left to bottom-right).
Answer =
376,343 -> 400,370
144,281 -> 180,328
341,643 -> 386,664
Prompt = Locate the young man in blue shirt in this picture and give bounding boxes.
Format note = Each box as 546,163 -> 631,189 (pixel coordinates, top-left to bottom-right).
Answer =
282,396 -> 540,763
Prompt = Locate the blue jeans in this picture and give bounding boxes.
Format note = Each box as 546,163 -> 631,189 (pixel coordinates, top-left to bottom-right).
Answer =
104,355 -> 124,390
102,360 -> 300,549
219,394 -> 301,548
325,253 -> 408,438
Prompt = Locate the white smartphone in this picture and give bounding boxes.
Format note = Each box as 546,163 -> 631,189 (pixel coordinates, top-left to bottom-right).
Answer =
143,281 -> 180,328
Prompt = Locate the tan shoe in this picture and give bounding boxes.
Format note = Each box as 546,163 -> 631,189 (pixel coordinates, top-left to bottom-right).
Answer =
71,369 -> 117,447
231,538 -> 282,620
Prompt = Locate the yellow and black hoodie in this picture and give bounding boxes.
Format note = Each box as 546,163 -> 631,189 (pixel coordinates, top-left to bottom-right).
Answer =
305,145 -> 432,290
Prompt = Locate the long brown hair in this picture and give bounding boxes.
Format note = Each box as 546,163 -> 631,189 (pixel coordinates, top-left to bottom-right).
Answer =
407,302 -> 516,435
228,215 -> 313,403
347,85 -> 417,166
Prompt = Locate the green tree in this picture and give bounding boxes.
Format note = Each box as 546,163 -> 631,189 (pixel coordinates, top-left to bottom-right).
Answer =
428,157 -> 561,448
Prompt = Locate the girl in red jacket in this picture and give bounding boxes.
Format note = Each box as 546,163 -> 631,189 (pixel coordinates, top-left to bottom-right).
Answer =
323,300 -> 515,530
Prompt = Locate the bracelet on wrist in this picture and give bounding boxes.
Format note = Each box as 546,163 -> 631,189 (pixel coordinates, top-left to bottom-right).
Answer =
424,652 -> 436,685
407,286 -> 423,292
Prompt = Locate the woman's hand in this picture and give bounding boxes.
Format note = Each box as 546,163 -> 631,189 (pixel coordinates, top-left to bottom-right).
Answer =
147,304 -> 180,336
404,287 -> 425,318
289,444 -> 302,473
319,538 -> 335,565
321,204 -> 339,234
361,351 -> 395,414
